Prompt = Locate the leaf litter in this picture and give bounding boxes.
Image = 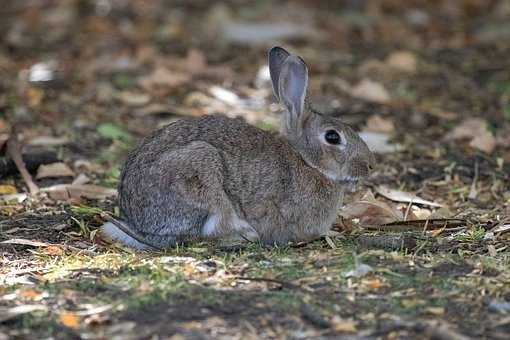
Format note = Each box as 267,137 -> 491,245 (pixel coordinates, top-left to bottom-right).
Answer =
1,1 -> 510,339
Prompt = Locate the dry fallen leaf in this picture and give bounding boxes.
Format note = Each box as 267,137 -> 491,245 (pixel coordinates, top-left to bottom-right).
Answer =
36,162 -> 75,179
425,307 -> 445,316
447,118 -> 496,154
43,245 -> 65,256
364,114 -> 395,134
470,133 -> 496,154
362,278 -> 385,290
0,185 -> 17,195
358,132 -> 403,154
376,185 -> 442,208
1,238 -> 50,247
331,316 -> 358,333
72,173 -> 90,185
115,91 -> 151,107
42,184 -> 117,200
0,305 -> 47,323
386,51 -> 417,73
59,312 -> 80,329
341,191 -> 403,227
28,136 -> 70,146
350,79 -> 391,104
139,66 -> 190,90
19,289 -> 43,301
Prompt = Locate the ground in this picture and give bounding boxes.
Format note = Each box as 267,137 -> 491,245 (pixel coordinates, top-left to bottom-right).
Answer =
1,1 -> 510,339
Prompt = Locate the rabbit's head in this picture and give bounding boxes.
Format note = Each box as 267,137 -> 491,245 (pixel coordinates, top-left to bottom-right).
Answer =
269,47 -> 374,187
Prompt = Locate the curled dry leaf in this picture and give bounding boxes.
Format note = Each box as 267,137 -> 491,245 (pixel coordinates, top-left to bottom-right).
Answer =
340,190 -> 403,227
36,162 -> 75,179
376,185 -> 442,208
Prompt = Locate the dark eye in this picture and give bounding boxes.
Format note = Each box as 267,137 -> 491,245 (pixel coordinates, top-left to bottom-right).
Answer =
324,130 -> 341,145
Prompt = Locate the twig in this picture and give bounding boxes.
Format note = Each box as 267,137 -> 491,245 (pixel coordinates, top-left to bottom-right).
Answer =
234,276 -> 304,291
404,199 -> 413,221
6,126 -> 39,194
468,159 -> 479,200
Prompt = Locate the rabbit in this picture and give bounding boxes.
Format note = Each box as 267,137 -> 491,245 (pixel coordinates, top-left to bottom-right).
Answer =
100,46 -> 374,250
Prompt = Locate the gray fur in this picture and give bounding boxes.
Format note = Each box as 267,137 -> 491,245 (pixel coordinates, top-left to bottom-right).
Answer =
103,47 -> 374,249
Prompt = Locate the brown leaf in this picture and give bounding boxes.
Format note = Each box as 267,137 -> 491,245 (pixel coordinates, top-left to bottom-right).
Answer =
59,312 -> 80,329
139,67 -> 190,90
36,162 -> 75,179
447,118 -> 496,154
43,245 -> 65,256
115,91 -> 151,107
19,289 -> 43,301
470,133 -> 496,154
340,191 -> 403,227
350,79 -> 391,104
386,51 -> 417,73
364,114 -> 395,134
0,185 -> 17,195
331,316 -> 357,333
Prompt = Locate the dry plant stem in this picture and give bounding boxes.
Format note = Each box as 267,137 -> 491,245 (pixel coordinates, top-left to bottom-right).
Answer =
6,131 -> 39,194
468,159 -> 479,200
234,276 -> 305,291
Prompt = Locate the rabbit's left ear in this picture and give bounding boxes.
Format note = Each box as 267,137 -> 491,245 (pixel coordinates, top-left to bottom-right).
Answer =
278,55 -> 309,135
268,46 -> 290,101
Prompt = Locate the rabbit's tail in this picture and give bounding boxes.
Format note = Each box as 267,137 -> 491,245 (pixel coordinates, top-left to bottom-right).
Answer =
100,218 -> 161,251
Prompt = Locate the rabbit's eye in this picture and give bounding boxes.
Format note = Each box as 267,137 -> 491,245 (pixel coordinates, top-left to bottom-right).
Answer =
324,130 -> 341,145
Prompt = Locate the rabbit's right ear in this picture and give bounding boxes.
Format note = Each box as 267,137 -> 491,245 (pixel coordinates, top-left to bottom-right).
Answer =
268,46 -> 291,101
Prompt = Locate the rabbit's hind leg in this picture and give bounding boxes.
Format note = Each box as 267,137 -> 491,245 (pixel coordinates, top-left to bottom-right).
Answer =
161,141 -> 242,240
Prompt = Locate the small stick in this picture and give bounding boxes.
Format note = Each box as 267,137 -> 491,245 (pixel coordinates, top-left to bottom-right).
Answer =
404,199 -> 413,221
6,126 -> 39,194
468,159 -> 479,200
234,276 -> 304,291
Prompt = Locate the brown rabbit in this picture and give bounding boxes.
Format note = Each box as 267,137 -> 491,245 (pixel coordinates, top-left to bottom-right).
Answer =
101,46 -> 374,250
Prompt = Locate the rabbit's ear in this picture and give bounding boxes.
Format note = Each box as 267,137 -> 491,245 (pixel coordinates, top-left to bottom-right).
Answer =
268,46 -> 291,100
278,55 -> 309,134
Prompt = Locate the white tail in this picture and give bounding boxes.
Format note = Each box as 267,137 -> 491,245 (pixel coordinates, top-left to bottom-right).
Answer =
100,222 -> 151,250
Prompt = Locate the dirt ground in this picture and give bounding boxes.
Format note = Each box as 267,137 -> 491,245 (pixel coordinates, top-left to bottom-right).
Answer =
1,1 -> 509,339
